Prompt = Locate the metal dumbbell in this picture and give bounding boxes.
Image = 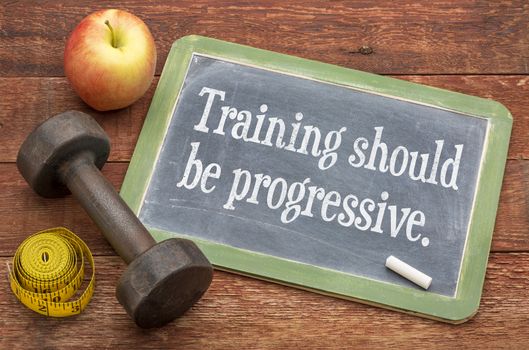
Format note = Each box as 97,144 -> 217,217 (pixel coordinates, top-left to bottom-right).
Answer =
17,111 -> 213,328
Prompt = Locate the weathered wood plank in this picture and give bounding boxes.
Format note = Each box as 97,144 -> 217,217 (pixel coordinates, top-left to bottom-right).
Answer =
0,77 -> 153,164
0,160 -> 527,256
1,1 -> 528,76
0,253 -> 528,349
0,75 -> 527,161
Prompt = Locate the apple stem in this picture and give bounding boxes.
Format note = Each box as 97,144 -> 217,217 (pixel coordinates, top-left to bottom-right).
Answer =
105,20 -> 117,48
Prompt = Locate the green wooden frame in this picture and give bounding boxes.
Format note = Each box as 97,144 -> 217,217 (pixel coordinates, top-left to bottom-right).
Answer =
120,35 -> 512,323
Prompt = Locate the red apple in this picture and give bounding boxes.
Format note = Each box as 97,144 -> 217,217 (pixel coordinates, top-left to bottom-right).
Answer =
64,9 -> 157,111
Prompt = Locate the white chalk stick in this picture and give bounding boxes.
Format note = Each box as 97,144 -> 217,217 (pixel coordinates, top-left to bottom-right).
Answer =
385,255 -> 432,290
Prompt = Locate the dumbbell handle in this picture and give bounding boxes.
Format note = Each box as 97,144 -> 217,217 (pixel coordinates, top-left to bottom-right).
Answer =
58,151 -> 155,264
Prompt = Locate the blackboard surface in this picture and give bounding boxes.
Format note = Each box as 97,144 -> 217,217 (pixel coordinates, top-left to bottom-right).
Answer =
140,54 -> 486,297
121,36 -> 512,322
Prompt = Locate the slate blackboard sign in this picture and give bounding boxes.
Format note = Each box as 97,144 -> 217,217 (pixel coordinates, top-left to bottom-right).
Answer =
121,36 -> 512,322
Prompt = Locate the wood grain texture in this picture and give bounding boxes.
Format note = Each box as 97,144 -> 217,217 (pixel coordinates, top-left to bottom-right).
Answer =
0,159 -> 527,257
1,253 -> 528,349
1,1 -> 528,77
0,75 -> 528,161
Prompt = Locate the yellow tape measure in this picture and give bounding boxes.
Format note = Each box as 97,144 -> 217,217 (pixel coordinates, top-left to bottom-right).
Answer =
8,227 -> 95,317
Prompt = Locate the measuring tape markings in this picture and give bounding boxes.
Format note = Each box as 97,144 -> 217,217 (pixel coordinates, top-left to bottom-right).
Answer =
8,227 -> 95,317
